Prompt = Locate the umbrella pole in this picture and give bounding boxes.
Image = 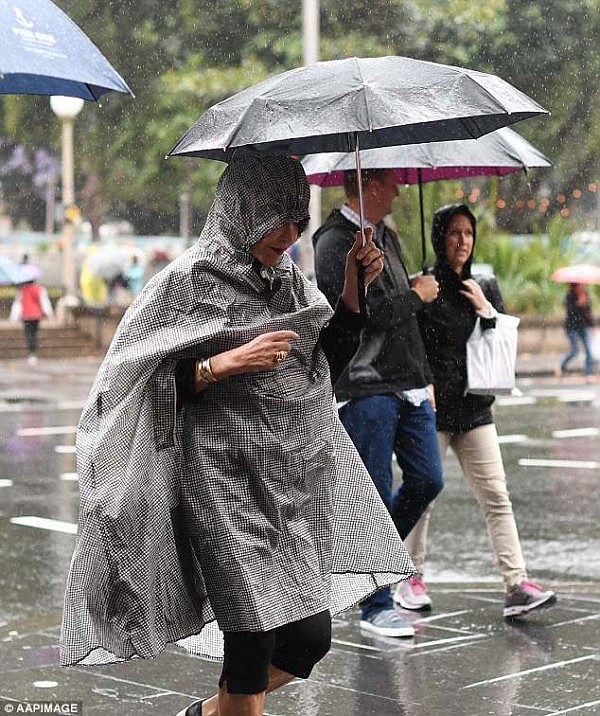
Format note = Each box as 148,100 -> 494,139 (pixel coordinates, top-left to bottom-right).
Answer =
418,168 -> 427,273
354,134 -> 367,316
354,138 -> 367,246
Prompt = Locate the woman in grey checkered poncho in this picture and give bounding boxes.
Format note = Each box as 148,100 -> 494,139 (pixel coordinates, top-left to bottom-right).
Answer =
60,152 -> 414,715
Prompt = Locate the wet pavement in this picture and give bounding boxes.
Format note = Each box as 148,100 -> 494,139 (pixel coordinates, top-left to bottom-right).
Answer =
0,358 -> 599,715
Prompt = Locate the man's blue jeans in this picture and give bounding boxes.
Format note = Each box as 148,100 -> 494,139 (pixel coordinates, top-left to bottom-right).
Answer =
561,326 -> 594,376
339,394 -> 443,619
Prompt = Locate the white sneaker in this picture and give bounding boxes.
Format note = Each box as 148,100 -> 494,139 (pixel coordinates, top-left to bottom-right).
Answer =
359,608 -> 415,638
27,354 -> 39,366
393,575 -> 432,611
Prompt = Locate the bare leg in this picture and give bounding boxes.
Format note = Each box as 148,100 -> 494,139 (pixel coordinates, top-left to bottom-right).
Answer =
202,666 -> 294,716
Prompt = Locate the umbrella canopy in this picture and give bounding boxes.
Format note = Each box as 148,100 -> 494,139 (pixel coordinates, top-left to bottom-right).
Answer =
168,55 -> 547,161
0,256 -> 36,285
302,126 -> 551,269
551,264 -> 600,285
0,0 -> 131,100
301,127 -> 551,186
19,262 -> 42,283
85,247 -> 131,281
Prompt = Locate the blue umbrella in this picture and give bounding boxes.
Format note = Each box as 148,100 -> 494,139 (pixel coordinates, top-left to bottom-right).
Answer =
0,0 -> 132,100
0,256 -> 34,285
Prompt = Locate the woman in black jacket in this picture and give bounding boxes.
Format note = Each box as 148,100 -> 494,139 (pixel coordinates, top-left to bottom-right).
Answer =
397,204 -> 556,619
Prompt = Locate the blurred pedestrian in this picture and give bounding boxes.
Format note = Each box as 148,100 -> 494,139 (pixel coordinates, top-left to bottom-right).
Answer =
555,283 -> 595,382
313,168 -> 442,638
10,277 -> 54,365
60,153 -> 414,716
126,254 -> 144,295
403,203 -> 556,618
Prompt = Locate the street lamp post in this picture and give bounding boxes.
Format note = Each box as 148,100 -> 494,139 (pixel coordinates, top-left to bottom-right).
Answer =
50,95 -> 84,315
302,0 -> 320,278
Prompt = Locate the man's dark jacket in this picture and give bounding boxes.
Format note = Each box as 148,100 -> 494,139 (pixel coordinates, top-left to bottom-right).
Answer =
313,209 -> 432,400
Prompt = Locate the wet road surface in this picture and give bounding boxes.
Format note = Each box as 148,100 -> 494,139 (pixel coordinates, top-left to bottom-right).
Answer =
0,359 -> 599,714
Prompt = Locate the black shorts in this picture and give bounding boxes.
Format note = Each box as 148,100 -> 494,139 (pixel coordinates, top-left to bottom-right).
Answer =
219,609 -> 331,694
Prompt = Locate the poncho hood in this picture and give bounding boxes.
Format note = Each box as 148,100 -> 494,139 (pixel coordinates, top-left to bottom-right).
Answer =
210,151 -> 310,251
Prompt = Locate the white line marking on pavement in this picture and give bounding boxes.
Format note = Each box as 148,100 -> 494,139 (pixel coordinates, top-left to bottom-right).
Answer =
331,638 -> 381,651
0,404 -> 23,413
498,434 -> 529,444
56,402 -> 85,410
414,610 -> 471,623
544,614 -> 600,629
546,699 -> 600,715
558,393 -> 595,403
0,480 -> 13,487
60,473 -> 78,481
80,671 -> 196,699
496,397 -> 537,407
462,655 -> 595,689
519,458 -> 600,469
17,426 -> 77,437
410,634 -> 486,649
552,427 -> 600,439
54,445 -> 76,453
422,624 -> 474,635
10,516 -> 77,534
304,675 -> 407,704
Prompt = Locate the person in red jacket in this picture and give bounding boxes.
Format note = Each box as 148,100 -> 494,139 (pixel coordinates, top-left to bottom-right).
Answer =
10,279 -> 54,365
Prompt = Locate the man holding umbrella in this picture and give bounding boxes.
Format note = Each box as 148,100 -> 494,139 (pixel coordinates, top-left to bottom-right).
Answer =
313,168 -> 443,637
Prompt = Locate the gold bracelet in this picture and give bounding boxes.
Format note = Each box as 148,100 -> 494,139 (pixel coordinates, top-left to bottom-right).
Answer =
195,358 -> 218,388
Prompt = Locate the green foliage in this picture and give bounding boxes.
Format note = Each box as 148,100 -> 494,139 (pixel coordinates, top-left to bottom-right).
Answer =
474,214 -> 577,313
1,0 -> 600,315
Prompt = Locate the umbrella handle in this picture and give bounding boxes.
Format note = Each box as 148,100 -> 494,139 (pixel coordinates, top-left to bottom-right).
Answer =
357,264 -> 367,316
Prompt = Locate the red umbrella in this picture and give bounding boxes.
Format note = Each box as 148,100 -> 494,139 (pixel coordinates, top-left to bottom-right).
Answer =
551,264 -> 600,285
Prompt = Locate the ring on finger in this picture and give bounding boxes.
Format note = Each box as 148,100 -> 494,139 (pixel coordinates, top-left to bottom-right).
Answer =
275,350 -> 287,362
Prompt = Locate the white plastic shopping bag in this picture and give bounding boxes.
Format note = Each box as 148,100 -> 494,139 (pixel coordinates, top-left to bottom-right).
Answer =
465,313 -> 520,395
590,328 -> 600,363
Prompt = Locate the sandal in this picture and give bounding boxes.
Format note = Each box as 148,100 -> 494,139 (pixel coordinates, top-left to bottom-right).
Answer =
175,699 -> 204,716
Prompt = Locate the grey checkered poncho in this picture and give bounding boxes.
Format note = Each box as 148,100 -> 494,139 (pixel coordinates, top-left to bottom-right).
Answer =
60,153 -> 414,667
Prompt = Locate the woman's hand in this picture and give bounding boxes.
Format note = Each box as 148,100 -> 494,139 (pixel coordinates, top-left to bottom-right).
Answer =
427,383 -> 436,412
209,330 -> 299,378
341,227 -> 385,313
459,279 -> 489,312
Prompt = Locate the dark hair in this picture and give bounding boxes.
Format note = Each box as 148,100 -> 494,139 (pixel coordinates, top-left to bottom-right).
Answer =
343,168 -> 392,199
431,203 -> 478,277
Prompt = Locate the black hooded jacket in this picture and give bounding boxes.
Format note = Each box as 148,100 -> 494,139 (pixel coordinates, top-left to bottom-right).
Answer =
419,204 -> 506,432
313,209 -> 432,400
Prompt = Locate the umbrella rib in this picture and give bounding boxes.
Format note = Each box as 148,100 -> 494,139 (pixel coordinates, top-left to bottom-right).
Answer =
220,67 -> 304,151
462,72 -> 526,118
353,57 -> 374,134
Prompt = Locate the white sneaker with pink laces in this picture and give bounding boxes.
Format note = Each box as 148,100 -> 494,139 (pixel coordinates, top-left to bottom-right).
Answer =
393,575 -> 432,611
504,580 -> 557,618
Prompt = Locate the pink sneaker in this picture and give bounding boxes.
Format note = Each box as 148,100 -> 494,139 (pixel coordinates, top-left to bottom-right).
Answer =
504,580 -> 557,618
393,575 -> 432,611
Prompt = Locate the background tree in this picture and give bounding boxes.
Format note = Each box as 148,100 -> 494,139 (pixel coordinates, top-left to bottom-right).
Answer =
1,0 -> 598,268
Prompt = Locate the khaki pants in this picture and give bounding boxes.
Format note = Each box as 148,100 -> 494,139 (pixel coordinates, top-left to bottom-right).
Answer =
404,423 -> 527,590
